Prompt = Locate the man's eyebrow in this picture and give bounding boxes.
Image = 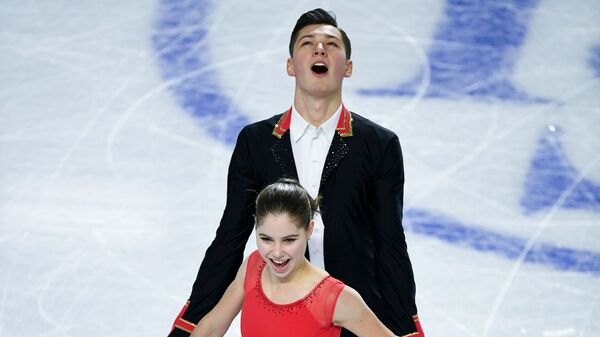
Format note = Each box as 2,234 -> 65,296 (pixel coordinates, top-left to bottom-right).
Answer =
297,34 -> 341,42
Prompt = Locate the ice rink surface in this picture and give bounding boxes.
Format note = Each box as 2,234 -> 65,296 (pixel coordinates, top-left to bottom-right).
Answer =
1,0 -> 599,336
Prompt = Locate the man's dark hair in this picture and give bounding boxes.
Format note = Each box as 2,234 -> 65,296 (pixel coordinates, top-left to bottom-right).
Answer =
289,8 -> 351,60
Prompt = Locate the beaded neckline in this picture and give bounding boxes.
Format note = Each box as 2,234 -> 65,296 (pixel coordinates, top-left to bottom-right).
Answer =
256,259 -> 331,309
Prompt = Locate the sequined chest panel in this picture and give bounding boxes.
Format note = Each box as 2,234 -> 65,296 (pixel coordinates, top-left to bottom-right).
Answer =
253,260 -> 330,316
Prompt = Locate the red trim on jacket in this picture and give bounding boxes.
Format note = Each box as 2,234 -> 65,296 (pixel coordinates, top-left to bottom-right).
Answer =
171,300 -> 196,333
271,104 -> 353,138
271,108 -> 292,138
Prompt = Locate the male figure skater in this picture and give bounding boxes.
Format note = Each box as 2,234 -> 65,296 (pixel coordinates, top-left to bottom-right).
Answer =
169,8 -> 424,337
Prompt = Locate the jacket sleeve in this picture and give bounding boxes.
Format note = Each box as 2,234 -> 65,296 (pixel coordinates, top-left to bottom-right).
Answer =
169,127 -> 258,337
371,134 -> 419,336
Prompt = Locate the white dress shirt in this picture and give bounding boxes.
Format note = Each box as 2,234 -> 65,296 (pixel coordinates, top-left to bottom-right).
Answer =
289,104 -> 341,269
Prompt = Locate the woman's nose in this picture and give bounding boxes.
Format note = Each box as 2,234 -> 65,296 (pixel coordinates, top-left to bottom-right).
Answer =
273,243 -> 284,257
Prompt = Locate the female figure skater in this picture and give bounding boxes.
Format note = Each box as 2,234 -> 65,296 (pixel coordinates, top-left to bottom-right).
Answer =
190,179 -> 399,337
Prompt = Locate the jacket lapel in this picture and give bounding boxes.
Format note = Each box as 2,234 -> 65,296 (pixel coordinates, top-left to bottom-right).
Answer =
320,133 -> 349,187
269,105 -> 354,184
270,132 -> 297,178
320,105 -> 353,186
270,108 -> 298,178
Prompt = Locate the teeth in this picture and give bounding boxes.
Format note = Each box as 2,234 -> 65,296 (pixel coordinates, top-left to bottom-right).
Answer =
312,63 -> 328,74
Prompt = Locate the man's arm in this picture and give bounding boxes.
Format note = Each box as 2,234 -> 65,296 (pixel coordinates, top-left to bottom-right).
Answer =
371,134 -> 423,336
169,128 -> 258,337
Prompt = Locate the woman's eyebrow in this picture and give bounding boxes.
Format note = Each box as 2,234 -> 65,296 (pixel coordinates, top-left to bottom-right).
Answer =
257,233 -> 299,239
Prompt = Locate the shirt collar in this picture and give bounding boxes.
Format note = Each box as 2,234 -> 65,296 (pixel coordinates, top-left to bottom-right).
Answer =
290,104 -> 342,143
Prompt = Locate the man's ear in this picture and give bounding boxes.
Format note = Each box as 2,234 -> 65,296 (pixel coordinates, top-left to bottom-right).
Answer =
344,59 -> 353,77
287,58 -> 295,76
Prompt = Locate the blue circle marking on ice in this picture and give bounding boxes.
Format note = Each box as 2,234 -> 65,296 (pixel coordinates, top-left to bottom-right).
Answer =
591,44 -> 600,78
151,0 -> 249,144
152,0 -> 600,276
358,0 -> 550,103
405,208 -> 600,275
521,129 -> 600,214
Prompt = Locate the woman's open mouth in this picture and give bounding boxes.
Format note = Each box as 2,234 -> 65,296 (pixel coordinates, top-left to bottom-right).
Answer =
269,258 -> 291,273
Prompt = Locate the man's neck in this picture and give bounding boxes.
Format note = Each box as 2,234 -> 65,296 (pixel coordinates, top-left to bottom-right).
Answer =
293,94 -> 342,127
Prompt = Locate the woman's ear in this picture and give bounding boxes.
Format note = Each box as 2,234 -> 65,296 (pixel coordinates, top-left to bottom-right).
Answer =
306,220 -> 315,239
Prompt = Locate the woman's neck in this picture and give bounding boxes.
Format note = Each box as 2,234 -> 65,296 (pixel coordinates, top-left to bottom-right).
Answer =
265,257 -> 309,286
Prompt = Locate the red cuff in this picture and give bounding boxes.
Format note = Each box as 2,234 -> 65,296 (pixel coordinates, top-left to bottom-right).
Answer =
413,314 -> 425,337
171,300 -> 196,334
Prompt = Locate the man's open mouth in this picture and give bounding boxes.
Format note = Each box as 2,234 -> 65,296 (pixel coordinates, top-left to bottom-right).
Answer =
311,63 -> 328,74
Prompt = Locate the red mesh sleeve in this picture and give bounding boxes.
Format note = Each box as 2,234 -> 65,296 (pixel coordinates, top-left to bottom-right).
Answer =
243,250 -> 262,292
306,277 -> 345,327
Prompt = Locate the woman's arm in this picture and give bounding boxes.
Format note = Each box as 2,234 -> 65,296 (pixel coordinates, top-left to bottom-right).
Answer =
190,255 -> 248,337
333,286 -> 398,337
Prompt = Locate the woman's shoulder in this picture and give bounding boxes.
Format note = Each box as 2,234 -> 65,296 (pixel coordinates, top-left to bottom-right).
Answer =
321,274 -> 345,299
248,250 -> 262,263
242,250 -> 265,290
306,265 -> 344,302
242,250 -> 260,273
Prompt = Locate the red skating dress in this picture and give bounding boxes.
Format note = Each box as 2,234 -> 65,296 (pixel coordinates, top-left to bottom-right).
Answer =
240,251 -> 346,337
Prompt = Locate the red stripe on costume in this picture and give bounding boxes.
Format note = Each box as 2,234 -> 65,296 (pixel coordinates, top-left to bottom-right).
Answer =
170,300 -> 196,334
413,314 -> 425,337
336,104 -> 353,137
272,107 -> 292,138
399,315 -> 425,337
272,104 -> 353,138
174,318 -> 196,334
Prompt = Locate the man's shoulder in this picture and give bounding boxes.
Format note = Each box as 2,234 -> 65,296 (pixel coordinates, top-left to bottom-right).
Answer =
238,112 -> 285,137
241,112 -> 283,131
350,111 -> 398,141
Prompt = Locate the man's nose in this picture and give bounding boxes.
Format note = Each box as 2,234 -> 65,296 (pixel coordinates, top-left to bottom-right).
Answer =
313,42 -> 326,56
